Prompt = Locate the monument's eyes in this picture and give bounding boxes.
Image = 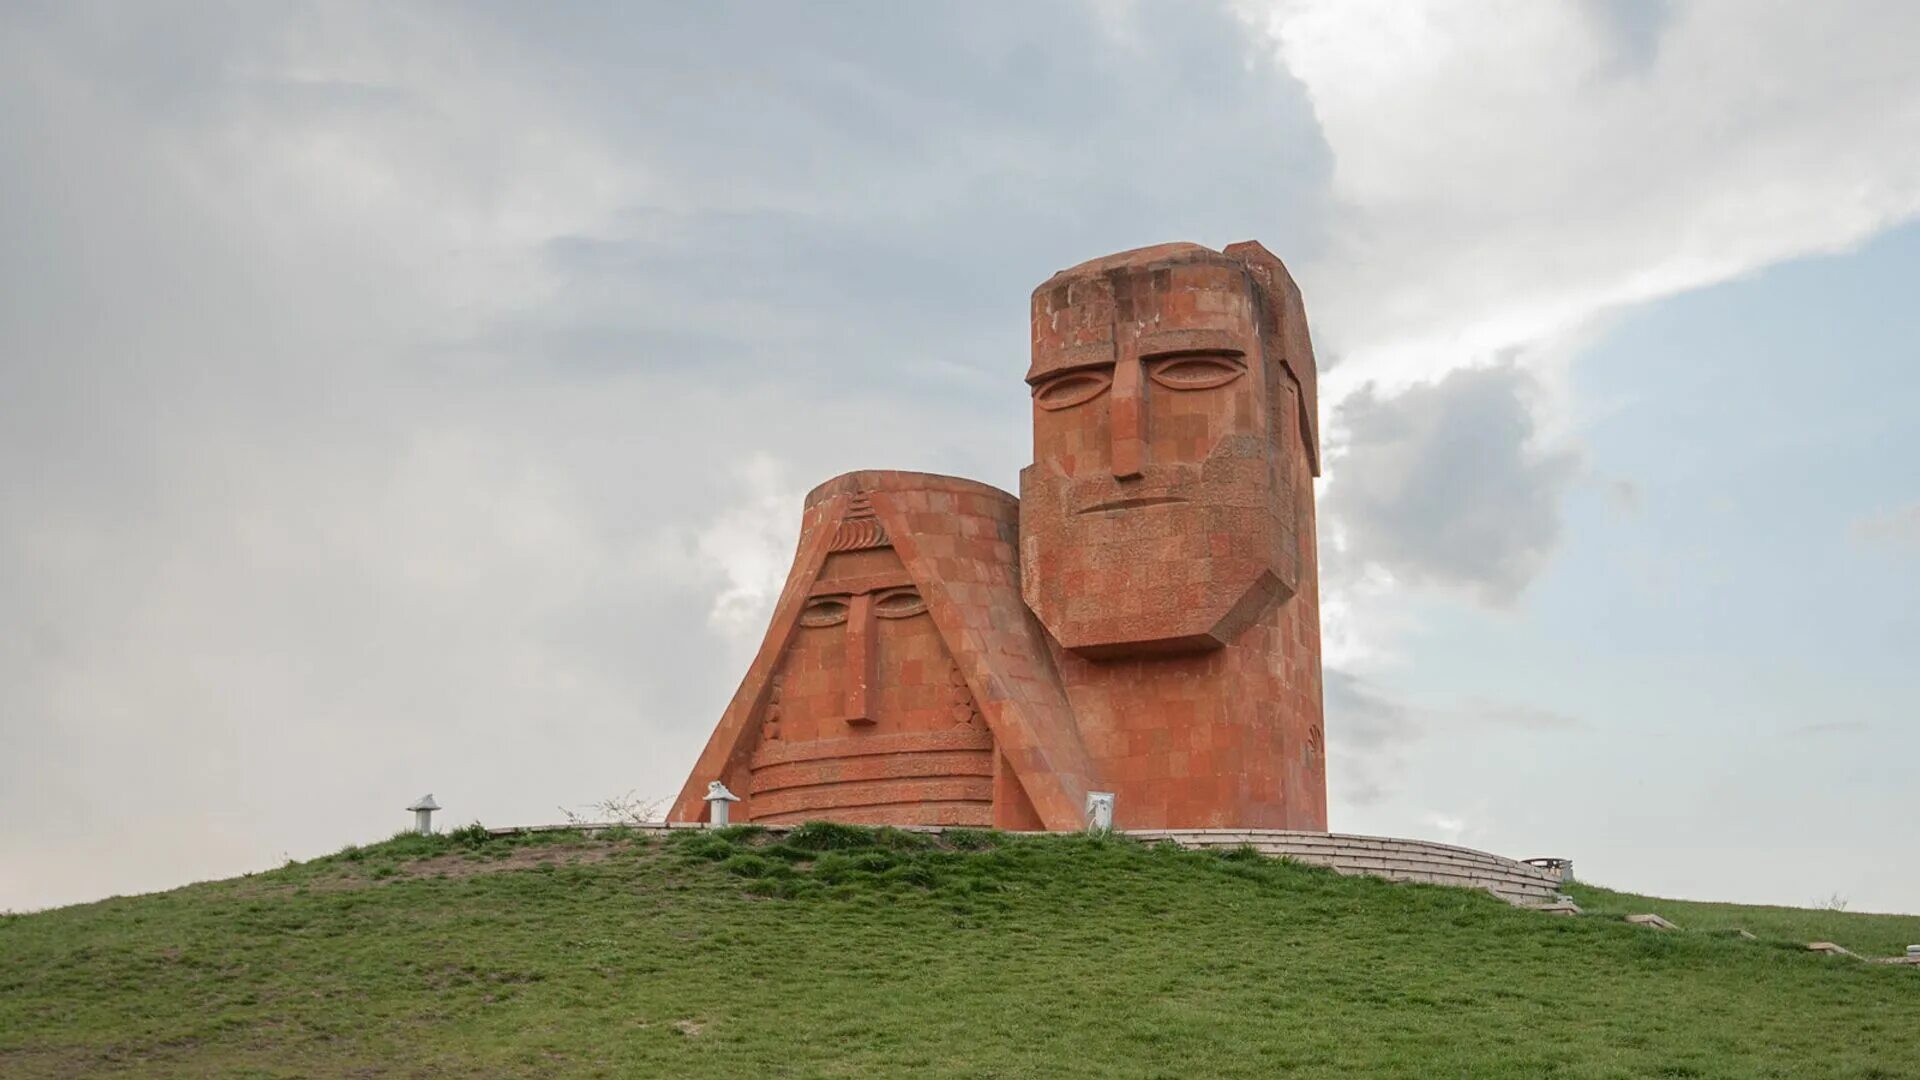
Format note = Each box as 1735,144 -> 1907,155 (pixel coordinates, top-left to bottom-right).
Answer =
1148,353 -> 1245,390
799,597 -> 850,628
1032,370 -> 1112,411
872,588 -> 928,619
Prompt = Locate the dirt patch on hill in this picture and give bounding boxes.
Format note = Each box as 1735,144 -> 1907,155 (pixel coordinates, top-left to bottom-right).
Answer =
231,840 -> 641,898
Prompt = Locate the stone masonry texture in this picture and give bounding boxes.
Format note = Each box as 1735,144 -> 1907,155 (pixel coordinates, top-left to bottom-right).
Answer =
671,241 -> 1326,832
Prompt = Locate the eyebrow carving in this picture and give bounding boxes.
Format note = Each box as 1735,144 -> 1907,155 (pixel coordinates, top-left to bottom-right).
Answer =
1025,341 -> 1117,384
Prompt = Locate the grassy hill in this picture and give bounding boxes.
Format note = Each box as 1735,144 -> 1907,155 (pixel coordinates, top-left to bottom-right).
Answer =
3,825 -> 1915,1079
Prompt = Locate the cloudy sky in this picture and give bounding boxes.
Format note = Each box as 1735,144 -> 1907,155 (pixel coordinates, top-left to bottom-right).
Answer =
5,0 -> 1917,914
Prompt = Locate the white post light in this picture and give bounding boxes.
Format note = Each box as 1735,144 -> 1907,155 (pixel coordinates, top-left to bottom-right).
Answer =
1085,791 -> 1115,832
704,781 -> 740,826
406,794 -> 440,836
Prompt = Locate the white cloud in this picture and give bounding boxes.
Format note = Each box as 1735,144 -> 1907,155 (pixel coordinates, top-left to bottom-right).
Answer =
0,8 -> 769,910
695,455 -> 807,635
1323,364 -> 1580,608
1236,0 -> 1920,665
1421,811 -> 1467,844
1243,0 -> 1920,399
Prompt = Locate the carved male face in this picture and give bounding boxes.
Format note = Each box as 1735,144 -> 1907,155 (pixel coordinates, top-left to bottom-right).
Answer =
1019,243 -> 1309,657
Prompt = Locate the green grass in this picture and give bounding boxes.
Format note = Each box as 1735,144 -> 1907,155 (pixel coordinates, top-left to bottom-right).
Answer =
2,826 -> 1915,1078
1567,882 -> 1920,958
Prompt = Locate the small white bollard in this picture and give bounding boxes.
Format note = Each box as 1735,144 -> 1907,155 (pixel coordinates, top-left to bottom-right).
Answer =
704,781 -> 741,826
406,794 -> 440,836
1085,791 -> 1115,832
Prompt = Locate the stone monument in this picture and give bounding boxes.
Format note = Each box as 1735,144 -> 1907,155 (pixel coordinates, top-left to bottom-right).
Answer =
671,241 -> 1325,831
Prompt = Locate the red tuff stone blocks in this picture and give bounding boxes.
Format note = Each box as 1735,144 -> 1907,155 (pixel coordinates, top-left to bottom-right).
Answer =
670,471 -> 1093,829
673,241 -> 1326,832
1022,241 -> 1326,830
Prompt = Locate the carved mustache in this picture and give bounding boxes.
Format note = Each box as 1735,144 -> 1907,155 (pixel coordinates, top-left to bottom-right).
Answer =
1057,465 -> 1205,515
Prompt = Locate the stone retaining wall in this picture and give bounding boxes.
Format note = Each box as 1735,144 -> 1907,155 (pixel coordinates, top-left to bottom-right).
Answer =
1126,829 -> 1563,905
487,822 -> 1563,905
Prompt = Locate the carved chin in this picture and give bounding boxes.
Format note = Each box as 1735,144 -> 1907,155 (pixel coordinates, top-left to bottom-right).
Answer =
1020,518 -> 1286,659
1031,566 -> 1285,658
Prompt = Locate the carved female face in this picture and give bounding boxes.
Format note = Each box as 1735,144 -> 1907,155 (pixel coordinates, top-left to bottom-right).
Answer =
777,546 -> 939,735
1019,250 -> 1300,657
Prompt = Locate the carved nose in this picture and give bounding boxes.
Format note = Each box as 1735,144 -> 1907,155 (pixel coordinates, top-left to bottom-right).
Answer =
842,593 -> 875,726
1109,357 -> 1145,480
